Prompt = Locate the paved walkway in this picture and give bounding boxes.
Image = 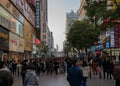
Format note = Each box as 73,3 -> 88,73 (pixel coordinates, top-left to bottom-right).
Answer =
13,73 -> 115,86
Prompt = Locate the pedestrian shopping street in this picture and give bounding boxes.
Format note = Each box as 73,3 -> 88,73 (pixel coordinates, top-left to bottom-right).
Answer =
13,73 -> 115,86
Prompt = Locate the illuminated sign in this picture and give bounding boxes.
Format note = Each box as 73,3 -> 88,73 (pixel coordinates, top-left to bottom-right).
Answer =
36,1 -> 40,28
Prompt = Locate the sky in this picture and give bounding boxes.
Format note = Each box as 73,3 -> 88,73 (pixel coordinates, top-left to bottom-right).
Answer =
48,0 -> 81,51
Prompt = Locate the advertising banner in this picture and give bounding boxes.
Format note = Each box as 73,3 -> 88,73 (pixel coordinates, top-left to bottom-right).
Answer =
0,0 -> 24,23
0,27 -> 9,50
24,20 -> 33,51
0,6 -> 23,37
11,0 -> 35,27
9,32 -> 24,52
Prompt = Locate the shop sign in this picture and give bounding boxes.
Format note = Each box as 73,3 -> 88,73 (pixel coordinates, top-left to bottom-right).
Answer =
0,0 -> 24,23
110,27 -> 115,47
9,32 -> 24,52
0,27 -> 9,50
36,1 -> 40,28
11,0 -> 35,27
0,6 -> 23,37
95,45 -> 103,50
105,42 -> 110,48
114,24 -> 120,48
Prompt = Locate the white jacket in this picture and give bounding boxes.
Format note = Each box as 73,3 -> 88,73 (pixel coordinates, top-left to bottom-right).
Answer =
81,66 -> 90,77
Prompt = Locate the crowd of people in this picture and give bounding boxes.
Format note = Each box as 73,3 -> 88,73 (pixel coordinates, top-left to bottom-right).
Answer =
0,56 -> 120,86
66,56 -> 120,86
0,57 -> 67,86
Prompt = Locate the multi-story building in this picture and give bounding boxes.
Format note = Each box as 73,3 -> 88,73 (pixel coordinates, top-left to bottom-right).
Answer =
65,11 -> 78,35
78,0 -> 86,21
50,32 -> 54,50
49,32 -> 54,56
35,0 -> 48,43
0,0 -> 36,61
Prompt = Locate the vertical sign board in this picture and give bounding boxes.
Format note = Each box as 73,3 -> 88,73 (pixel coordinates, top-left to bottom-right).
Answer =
110,27 -> 115,47
114,24 -> 120,48
36,1 -> 40,29
36,1 -> 41,39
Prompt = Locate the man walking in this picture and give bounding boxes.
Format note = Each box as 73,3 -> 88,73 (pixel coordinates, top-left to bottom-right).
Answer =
67,58 -> 83,86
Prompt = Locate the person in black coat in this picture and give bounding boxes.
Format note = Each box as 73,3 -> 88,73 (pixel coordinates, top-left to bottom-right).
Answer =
102,58 -> 107,79
21,60 -> 27,85
109,61 -> 114,79
67,58 -> 83,86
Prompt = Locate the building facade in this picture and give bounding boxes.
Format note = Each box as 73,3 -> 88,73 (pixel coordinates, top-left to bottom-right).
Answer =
78,0 -> 86,21
65,11 -> 78,35
0,0 -> 36,61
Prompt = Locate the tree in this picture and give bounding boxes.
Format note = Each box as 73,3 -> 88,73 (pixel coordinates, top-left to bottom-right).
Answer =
84,0 -> 120,27
67,20 -> 100,51
37,41 -> 48,54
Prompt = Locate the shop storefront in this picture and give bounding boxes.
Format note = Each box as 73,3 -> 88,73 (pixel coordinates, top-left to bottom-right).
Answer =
110,48 -> 120,62
0,3 -> 24,62
9,32 -> 24,62
0,26 -> 9,61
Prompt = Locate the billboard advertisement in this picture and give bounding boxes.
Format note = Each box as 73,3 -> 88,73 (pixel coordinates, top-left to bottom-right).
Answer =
0,0 -> 24,23
9,32 -> 24,52
11,0 -> 35,27
0,6 -> 23,37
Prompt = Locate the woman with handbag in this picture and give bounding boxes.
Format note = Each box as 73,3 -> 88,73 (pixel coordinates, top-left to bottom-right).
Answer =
81,60 -> 90,86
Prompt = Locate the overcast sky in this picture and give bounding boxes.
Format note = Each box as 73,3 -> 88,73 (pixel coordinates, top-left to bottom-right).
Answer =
48,0 -> 81,51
